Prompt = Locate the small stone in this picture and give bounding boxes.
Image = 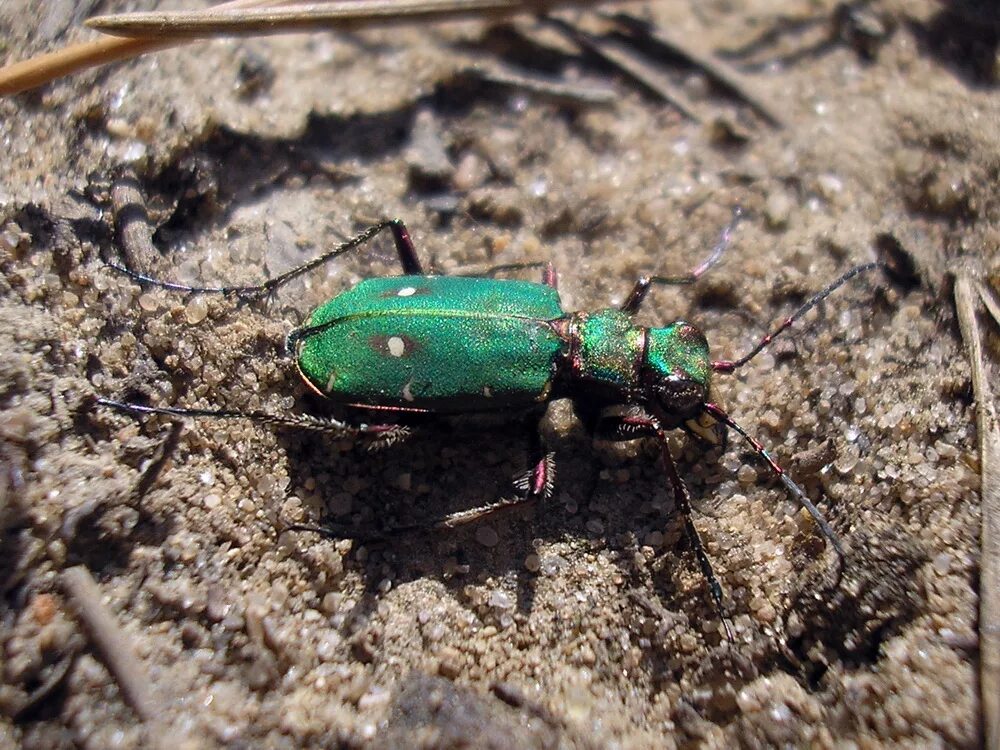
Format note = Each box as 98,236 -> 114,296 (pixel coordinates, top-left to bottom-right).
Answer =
185,296 -> 209,324
475,525 -> 499,548
437,647 -> 462,678
765,191 -> 792,229
737,464 -> 757,484
139,292 -> 160,312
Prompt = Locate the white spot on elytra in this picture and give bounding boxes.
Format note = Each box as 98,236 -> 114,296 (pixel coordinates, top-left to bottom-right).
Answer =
388,336 -> 406,357
402,381 -> 415,402
483,386 -> 493,398
325,372 -> 337,392
397,286 -> 417,297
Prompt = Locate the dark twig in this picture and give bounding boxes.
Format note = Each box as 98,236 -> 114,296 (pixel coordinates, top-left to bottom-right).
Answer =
12,653 -> 76,720
606,12 -> 786,128
111,169 -> 160,272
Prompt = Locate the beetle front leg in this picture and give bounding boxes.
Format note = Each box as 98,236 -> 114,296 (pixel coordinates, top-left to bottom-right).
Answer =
603,410 -> 735,643
659,437 -> 736,643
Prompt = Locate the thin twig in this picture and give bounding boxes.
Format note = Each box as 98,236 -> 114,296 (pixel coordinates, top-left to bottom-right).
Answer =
460,63 -> 617,107
0,37 -> 175,96
87,0 -> 618,38
0,0 -> 620,96
954,273 -> 1000,750
979,278 -> 1000,328
543,15 -> 708,123
62,566 -> 158,723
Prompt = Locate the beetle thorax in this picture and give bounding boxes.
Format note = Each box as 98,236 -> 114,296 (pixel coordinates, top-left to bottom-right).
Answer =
567,309 -> 644,391
563,311 -> 711,416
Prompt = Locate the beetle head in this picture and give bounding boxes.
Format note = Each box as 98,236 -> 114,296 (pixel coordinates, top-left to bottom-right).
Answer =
642,322 -> 711,419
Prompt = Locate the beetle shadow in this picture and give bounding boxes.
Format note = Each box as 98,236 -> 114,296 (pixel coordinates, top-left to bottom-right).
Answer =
273,404 -> 661,630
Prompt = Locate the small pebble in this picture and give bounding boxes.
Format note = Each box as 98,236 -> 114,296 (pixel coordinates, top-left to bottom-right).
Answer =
138,292 -> 159,312
475,525 -> 499,548
185,296 -> 209,324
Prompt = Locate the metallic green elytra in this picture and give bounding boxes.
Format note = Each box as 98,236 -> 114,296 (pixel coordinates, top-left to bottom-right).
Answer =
293,273 -> 714,422
296,276 -> 566,411
103,214 -> 883,643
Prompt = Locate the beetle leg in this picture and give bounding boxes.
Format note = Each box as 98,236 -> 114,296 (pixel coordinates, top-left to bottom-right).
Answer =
94,397 -> 403,442
512,452 -> 557,500
308,416 -> 554,541
610,410 -> 735,642
658,435 -> 736,643
391,445 -> 554,534
592,411 -> 659,441
511,415 -> 555,499
105,218 -> 424,298
542,262 -> 559,289
293,491 -> 542,544
619,207 -> 741,315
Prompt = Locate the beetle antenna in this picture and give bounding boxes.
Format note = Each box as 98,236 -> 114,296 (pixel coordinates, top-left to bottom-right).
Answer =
702,402 -> 845,572
712,262 -> 884,373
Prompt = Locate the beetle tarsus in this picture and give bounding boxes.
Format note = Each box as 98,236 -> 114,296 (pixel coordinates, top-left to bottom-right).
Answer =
364,424 -> 412,451
512,451 -> 556,500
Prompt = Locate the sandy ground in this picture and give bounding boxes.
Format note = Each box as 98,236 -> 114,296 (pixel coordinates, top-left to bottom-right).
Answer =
1,1 -> 998,747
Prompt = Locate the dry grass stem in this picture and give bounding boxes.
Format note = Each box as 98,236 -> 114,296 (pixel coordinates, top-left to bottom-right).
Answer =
0,0 -> 621,96
62,565 -> 158,722
606,12 -> 786,128
544,15 -> 708,123
87,0 -> 619,38
0,0 -> 271,95
954,273 -> 1000,750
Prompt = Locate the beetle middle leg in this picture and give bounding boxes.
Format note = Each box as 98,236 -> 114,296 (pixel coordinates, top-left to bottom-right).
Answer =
107,209 -> 425,298
310,414 -> 555,541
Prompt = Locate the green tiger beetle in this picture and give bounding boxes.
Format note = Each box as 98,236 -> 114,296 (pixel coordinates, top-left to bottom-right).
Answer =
98,210 -> 887,641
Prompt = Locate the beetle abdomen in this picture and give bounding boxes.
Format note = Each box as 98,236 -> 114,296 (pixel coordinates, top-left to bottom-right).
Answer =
296,276 -> 567,412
